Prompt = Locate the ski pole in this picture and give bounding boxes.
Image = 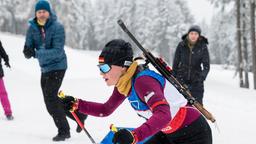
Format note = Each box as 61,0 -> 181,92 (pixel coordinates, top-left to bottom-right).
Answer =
58,91 -> 97,144
70,111 -> 96,144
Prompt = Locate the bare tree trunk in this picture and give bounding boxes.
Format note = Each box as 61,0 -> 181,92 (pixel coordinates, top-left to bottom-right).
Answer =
236,0 -> 244,87
6,6 -> 17,34
243,40 -> 249,88
242,2 -> 249,88
250,0 -> 256,89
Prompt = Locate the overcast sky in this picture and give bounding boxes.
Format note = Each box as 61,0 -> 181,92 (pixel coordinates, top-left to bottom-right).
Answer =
185,0 -> 215,24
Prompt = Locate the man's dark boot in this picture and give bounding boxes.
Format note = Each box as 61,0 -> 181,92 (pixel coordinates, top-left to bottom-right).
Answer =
76,124 -> 82,133
75,114 -> 87,133
52,132 -> 70,141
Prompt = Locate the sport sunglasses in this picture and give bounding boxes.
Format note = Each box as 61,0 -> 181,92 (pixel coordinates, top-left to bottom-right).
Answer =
97,56 -> 133,74
98,64 -> 111,74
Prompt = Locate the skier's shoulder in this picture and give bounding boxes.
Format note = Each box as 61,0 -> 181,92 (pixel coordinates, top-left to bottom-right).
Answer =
134,69 -> 164,89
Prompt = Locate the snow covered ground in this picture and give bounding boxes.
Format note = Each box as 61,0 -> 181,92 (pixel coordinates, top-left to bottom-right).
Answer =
0,32 -> 255,144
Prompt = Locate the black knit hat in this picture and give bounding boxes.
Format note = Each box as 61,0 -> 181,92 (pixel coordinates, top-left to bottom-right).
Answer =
99,39 -> 133,67
188,25 -> 201,35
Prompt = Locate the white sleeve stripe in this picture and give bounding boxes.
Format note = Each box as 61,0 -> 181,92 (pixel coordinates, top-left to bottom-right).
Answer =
144,91 -> 155,103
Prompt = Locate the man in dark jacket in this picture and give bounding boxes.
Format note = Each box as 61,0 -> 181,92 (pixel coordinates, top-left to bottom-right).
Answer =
172,25 -> 210,104
23,0 -> 87,141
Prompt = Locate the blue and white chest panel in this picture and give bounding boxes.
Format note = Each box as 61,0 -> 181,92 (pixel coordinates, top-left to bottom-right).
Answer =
128,69 -> 187,119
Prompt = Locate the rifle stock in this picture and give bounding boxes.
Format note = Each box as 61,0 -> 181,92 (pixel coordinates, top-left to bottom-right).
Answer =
118,19 -> 216,123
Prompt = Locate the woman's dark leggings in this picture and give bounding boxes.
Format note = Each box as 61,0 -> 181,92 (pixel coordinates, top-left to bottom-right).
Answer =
145,115 -> 212,144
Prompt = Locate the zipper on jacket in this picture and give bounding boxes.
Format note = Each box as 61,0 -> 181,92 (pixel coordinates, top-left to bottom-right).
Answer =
188,48 -> 192,80
39,26 -> 46,48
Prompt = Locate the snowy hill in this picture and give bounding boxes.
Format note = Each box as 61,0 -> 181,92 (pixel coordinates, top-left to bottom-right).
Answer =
0,32 -> 255,144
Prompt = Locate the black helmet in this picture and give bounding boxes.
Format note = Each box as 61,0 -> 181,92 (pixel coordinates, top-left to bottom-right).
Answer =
98,39 -> 133,67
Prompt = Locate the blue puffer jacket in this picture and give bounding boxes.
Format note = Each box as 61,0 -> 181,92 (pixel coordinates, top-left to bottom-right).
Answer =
25,13 -> 67,73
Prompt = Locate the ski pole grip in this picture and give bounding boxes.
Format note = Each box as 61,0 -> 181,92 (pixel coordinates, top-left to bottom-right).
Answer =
110,124 -> 118,133
58,90 -> 65,99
